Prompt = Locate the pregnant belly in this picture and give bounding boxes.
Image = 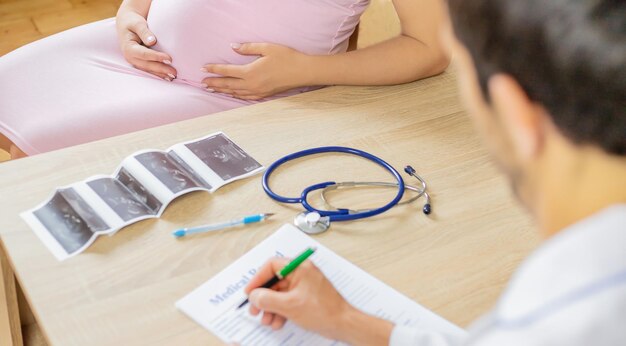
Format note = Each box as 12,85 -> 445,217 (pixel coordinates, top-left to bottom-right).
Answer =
147,0 -> 359,87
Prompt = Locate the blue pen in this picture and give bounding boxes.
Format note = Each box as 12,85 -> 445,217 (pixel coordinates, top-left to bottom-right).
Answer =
172,213 -> 274,238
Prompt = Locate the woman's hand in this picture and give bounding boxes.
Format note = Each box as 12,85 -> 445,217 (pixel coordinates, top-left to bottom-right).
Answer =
201,43 -> 312,100
245,258 -> 393,345
116,8 -> 177,81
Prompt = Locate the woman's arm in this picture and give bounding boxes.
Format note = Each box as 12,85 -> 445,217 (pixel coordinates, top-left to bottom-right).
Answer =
116,0 -> 177,81
201,0 -> 450,99
304,0 -> 450,86
118,0 -> 152,17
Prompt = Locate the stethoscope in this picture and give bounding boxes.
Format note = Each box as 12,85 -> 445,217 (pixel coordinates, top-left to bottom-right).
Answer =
262,146 -> 431,234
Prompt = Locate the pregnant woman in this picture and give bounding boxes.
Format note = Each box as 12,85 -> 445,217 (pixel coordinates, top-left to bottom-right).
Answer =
0,0 -> 448,159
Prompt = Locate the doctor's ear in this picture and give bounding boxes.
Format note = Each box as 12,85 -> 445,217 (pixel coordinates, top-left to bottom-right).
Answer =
488,74 -> 546,160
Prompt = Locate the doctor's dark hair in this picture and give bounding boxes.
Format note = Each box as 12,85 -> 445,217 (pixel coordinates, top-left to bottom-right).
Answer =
447,0 -> 626,155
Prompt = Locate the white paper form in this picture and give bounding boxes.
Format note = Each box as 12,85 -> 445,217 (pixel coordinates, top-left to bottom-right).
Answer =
176,224 -> 467,345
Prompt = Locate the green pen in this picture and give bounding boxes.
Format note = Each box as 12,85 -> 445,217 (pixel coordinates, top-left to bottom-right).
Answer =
236,247 -> 317,309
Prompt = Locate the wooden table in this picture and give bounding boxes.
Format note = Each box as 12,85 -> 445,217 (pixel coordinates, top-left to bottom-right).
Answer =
0,71 -> 539,345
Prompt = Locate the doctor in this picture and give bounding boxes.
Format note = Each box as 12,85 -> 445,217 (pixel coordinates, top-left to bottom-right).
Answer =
243,0 -> 626,344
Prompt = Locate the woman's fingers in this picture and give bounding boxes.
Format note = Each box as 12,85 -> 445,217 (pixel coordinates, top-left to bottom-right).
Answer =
131,20 -> 157,47
201,76 -> 247,90
231,43 -> 272,56
128,41 -> 171,63
207,87 -> 251,96
206,87 -> 263,100
131,59 -> 177,81
201,64 -> 246,78
232,94 -> 264,101
201,77 -> 265,98
117,12 -> 175,80
125,41 -> 176,79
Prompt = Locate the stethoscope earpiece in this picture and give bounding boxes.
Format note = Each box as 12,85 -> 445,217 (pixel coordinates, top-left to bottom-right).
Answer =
423,203 -> 431,215
405,165 -> 432,216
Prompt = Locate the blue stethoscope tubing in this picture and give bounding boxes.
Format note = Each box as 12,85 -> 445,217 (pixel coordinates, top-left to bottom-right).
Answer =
262,146 -> 405,222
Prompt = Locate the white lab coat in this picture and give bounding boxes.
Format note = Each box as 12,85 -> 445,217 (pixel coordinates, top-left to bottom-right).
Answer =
390,205 -> 626,346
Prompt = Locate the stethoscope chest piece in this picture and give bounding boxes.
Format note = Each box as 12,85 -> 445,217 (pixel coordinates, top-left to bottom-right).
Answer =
294,212 -> 331,234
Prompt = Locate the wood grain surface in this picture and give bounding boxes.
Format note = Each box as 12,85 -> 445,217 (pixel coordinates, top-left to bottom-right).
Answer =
0,70 -> 539,345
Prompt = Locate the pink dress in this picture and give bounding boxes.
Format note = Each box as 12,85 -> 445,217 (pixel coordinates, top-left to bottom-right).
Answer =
0,0 -> 369,155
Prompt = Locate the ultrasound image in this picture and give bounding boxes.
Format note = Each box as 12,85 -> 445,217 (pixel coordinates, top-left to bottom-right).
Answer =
134,151 -> 202,194
33,189 -> 96,254
185,133 -> 262,181
87,178 -> 153,221
116,167 -> 163,214
168,150 -> 212,189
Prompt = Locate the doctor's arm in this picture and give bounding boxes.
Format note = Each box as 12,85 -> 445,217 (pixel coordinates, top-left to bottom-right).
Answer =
201,0 -> 450,100
246,258 -> 465,346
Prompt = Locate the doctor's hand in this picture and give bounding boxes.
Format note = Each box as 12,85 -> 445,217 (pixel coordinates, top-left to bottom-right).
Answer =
116,8 -> 177,81
201,43 -> 313,100
245,258 -> 394,345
